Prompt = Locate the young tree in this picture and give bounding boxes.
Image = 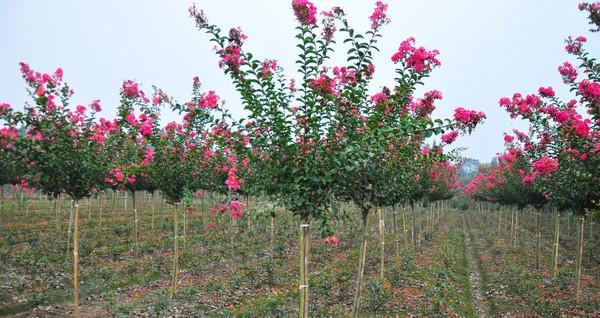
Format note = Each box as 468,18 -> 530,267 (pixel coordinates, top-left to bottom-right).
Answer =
1,63 -> 110,317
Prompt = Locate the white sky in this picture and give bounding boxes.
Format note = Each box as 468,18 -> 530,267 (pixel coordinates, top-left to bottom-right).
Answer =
1,0 -> 597,161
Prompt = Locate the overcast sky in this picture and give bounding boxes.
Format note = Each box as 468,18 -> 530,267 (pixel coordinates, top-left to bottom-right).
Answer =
1,0 -> 597,161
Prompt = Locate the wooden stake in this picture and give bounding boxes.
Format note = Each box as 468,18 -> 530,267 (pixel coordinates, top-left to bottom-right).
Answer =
553,210 -> 560,277
575,216 -> 584,303
171,204 -> 179,299
73,202 -> 80,318
351,211 -> 369,318
378,207 -> 385,281
536,211 -> 541,270
299,219 -> 310,318
270,216 -> 275,256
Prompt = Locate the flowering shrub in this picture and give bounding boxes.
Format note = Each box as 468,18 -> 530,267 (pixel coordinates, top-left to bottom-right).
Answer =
497,26 -> 599,214
0,63 -> 109,201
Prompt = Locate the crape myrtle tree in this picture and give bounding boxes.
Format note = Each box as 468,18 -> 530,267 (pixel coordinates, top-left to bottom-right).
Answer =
464,138 -> 549,269
103,80 -> 161,252
0,105 -> 25,224
497,6 -> 599,300
190,1 -> 484,316
330,27 -> 486,314
149,76 -> 245,298
0,63 -> 110,318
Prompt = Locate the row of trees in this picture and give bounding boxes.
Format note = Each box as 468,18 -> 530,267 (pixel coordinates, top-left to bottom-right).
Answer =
0,1 -> 486,317
464,8 -> 599,302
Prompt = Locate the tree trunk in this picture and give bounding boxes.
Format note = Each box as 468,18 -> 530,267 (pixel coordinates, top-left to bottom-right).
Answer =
351,210 -> 369,318
402,207 -> 408,248
171,204 -> 179,298
73,202 -> 80,318
575,216 -> 584,303
299,218 -> 310,318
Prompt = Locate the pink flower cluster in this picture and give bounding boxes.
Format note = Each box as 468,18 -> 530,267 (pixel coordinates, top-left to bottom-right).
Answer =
369,1 -> 390,29
533,156 -> 559,176
558,62 -> 578,83
498,93 -> 541,119
564,36 -> 587,54
578,79 -> 600,105
538,86 -> 555,98
453,107 -> 486,129
441,130 -> 459,144
578,2 -> 600,32
260,59 -> 278,78
325,235 -> 340,246
391,37 -> 441,73
411,90 -> 442,117
199,90 -> 221,109
292,0 -> 317,26
218,45 -> 245,74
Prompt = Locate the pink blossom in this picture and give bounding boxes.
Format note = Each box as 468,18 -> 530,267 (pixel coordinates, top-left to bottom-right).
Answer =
503,133 -> 514,143
199,90 -> 220,109
0,102 -> 10,113
292,0 -> 317,25
453,107 -> 486,128
122,80 -> 141,98
139,118 -> 153,136
89,100 -> 102,112
325,235 -> 340,246
578,79 -> 600,105
369,1 -> 390,29
114,171 -> 124,182
538,86 -> 555,98
54,67 -> 63,81
127,175 -> 137,184
441,130 -> 459,144
558,62 -> 578,83
391,37 -> 441,73
126,112 -> 138,126
145,147 -> 154,160
206,223 -> 217,230
75,105 -> 86,115
532,156 -> 558,176
260,59 -> 278,78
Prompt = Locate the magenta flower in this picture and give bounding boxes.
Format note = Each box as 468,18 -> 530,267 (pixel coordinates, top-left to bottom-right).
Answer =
369,1 -> 390,29
292,0 -> 317,26
441,130 -> 459,144
532,156 -> 559,176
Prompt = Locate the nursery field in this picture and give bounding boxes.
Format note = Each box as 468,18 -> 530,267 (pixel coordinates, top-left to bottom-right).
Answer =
0,193 -> 598,317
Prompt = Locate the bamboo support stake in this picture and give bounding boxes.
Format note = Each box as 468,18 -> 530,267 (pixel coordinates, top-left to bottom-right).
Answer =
73,203 -> 80,318
171,204 -> 179,299
151,193 -> 155,232
67,200 -> 74,261
133,193 -> 139,254
99,192 -> 103,227
553,210 -> 560,277
378,208 -> 385,281
299,221 -> 310,318
0,187 -> 3,226
270,216 -> 275,256
351,214 -> 369,318
536,211 -> 541,270
392,205 -> 400,260
575,216 -> 584,303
